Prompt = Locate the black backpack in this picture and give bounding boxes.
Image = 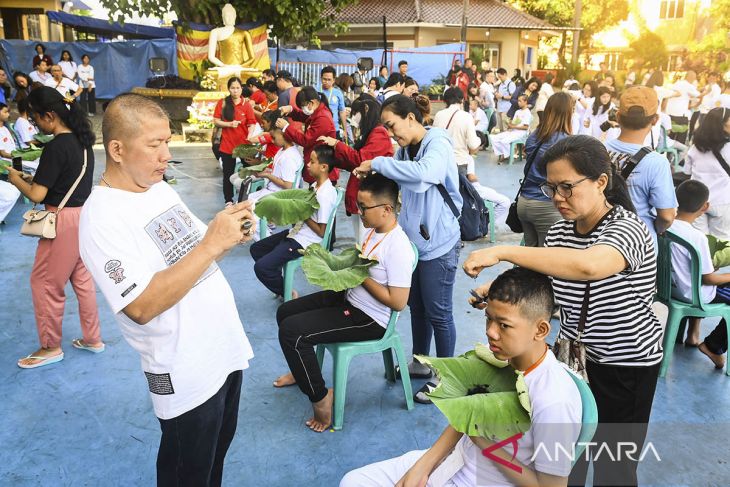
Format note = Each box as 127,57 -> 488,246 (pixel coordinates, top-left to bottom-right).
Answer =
438,173 -> 490,241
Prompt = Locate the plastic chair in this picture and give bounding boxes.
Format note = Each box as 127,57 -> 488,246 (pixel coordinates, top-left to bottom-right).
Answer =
258,162 -> 305,239
282,187 -> 344,301
482,199 -> 496,243
565,370 -> 598,466
656,127 -> 679,171
655,230 -> 730,377
508,134 -> 527,165
315,243 -> 419,430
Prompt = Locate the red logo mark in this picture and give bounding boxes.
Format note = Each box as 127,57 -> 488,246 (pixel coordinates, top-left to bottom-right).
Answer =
481,433 -> 523,474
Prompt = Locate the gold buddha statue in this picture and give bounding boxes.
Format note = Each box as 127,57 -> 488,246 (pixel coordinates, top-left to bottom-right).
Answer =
206,3 -> 261,87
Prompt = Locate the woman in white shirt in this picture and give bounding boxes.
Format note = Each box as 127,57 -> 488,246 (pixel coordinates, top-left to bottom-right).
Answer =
684,107 -> 730,239
77,54 -> 96,116
581,86 -> 615,140
58,50 -> 78,82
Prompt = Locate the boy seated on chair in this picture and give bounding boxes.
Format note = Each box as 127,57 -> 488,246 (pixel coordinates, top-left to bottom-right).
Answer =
250,144 -> 338,296
490,94 -> 531,162
341,268 -> 582,486
668,180 -> 730,368
274,173 -> 415,432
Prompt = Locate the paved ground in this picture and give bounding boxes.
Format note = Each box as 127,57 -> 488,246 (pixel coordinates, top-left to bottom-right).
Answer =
1,145 -> 729,486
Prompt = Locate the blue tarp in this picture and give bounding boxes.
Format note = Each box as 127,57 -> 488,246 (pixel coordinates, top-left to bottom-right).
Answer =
47,11 -> 174,39
1,39 -> 178,99
269,43 -> 466,87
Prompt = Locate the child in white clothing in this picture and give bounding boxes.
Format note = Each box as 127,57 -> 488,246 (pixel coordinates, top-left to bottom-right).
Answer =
491,94 -> 531,160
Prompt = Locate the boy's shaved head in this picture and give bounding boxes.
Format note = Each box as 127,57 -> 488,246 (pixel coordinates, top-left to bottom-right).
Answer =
103,93 -> 169,154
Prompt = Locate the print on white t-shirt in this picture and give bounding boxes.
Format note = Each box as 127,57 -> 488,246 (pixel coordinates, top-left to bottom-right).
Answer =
13,117 -> 38,148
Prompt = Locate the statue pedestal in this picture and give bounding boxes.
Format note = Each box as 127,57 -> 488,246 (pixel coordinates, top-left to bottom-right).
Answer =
205,68 -> 263,91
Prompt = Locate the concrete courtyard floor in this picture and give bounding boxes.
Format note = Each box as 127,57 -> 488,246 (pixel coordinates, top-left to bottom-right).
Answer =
1,144 -> 729,486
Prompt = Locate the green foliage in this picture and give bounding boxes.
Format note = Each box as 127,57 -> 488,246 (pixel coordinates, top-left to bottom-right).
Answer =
690,0 -> 730,71
254,188 -> 319,225
300,244 -> 379,291
98,0 -> 356,44
237,160 -> 271,178
416,346 -> 532,440
11,146 -> 43,161
232,143 -> 262,160
707,235 -> 730,269
629,31 -> 668,70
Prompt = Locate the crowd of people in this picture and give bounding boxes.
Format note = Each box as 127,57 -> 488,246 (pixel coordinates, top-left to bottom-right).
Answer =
2,49 -> 730,487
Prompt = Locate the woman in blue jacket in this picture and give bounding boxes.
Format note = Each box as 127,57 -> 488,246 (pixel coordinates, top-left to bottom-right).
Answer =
354,95 -> 462,404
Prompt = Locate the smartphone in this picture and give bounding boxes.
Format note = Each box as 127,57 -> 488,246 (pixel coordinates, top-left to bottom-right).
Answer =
12,156 -> 22,172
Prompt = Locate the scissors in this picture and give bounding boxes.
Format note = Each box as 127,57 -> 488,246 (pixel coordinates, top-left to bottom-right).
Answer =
469,289 -> 487,304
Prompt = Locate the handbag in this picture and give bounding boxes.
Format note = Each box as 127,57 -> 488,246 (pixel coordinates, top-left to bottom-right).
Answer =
552,282 -> 590,382
505,139 -> 543,233
21,150 -> 87,239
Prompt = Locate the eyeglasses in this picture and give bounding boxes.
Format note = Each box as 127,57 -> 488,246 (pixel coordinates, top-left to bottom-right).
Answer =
357,202 -> 390,214
540,176 -> 591,199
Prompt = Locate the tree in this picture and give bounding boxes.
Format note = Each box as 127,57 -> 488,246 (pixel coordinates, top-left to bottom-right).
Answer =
509,0 -> 629,68
98,0 -> 353,45
689,0 -> 730,71
628,31 -> 668,71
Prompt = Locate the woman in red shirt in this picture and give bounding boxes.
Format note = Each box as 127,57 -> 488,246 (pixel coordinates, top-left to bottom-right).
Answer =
317,97 -> 393,240
246,78 -> 268,108
276,86 -> 339,185
214,77 -> 257,205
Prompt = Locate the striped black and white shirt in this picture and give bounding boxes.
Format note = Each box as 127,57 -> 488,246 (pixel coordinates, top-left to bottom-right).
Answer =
544,205 -> 663,366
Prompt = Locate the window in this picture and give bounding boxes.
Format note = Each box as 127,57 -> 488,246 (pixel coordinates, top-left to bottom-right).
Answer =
468,43 -> 500,69
666,54 -> 683,72
25,14 -> 42,40
660,0 -> 684,19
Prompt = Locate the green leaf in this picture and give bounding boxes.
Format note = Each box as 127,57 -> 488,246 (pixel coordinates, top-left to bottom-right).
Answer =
238,161 -> 271,178
301,244 -> 379,292
254,189 -> 319,226
415,350 -> 531,440
707,234 -> 730,269
11,147 -> 43,161
33,134 -> 54,144
232,143 -> 262,160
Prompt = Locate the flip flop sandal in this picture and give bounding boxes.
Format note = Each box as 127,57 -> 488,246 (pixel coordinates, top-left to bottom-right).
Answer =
17,352 -> 64,369
391,364 -> 433,380
72,339 -> 105,354
414,381 -> 438,405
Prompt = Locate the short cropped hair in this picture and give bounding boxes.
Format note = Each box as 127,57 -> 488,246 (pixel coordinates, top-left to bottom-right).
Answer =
398,60 -> 408,67
312,145 -> 336,172
321,66 -> 336,78
358,173 -> 399,208
488,267 -> 555,321
102,93 -> 169,153
676,180 -> 710,213
496,68 -> 507,75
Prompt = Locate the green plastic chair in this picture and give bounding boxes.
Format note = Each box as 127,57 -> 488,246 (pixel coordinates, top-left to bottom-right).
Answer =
564,370 -> 598,466
257,162 -> 305,239
315,243 -> 419,430
482,199 -> 497,243
656,126 -> 680,171
282,187 -> 344,301
508,134 -> 528,165
655,230 -> 730,377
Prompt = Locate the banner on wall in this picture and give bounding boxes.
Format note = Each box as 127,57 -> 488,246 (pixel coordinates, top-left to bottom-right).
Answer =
175,21 -> 270,80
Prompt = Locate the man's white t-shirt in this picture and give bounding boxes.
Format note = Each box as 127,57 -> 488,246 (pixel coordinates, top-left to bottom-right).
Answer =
44,77 -> 79,97
450,352 -> 582,486
470,108 -> 489,133
0,126 -> 16,160
288,179 -> 338,249
13,117 -> 38,148
665,80 -> 700,117
346,225 -> 415,327
669,219 -> 716,303
79,182 -> 254,420
266,145 -> 301,192
479,82 -> 495,109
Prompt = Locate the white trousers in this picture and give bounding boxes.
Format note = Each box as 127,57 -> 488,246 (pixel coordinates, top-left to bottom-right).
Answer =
491,130 -> 527,157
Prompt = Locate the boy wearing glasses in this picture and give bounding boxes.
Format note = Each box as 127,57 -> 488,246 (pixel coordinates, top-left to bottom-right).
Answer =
250,145 -> 338,298
274,173 -> 415,432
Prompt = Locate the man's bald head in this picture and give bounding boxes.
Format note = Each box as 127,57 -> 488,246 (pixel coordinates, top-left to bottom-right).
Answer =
103,93 -> 169,156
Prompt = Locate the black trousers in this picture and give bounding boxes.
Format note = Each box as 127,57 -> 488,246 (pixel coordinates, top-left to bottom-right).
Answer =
569,361 -> 660,487
250,230 -> 302,296
276,290 -> 385,403
220,152 -> 236,204
676,290 -> 729,353
80,87 -> 96,114
157,370 -> 242,487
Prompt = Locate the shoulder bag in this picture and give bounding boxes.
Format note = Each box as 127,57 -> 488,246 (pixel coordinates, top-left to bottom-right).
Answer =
505,139 -> 543,233
552,282 -> 590,382
21,149 -> 88,239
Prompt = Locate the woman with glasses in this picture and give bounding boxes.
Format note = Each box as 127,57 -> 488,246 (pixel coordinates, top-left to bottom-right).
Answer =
517,91 -> 574,247
464,135 -> 662,487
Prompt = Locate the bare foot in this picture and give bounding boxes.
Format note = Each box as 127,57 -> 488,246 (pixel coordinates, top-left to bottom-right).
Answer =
273,372 -> 296,388
291,289 -> 299,300
17,347 -> 63,367
305,388 -> 333,432
685,320 -> 701,346
699,343 -> 726,369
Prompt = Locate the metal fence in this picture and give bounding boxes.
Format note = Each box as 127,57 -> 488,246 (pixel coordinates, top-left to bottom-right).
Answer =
274,61 -> 380,88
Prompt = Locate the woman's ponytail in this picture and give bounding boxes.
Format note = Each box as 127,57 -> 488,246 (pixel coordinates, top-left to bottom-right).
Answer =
28,86 -> 95,148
